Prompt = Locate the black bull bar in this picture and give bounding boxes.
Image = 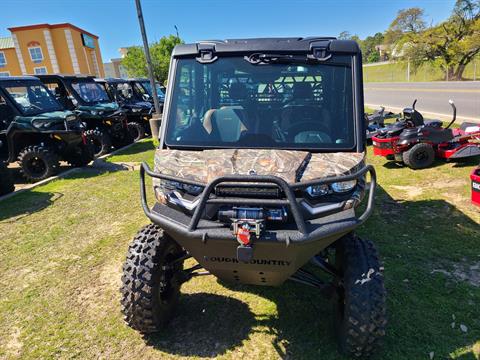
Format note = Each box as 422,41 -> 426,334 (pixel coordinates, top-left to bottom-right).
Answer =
139,162 -> 376,244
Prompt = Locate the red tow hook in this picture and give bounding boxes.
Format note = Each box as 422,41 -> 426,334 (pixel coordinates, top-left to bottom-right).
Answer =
81,132 -> 87,145
236,226 -> 251,246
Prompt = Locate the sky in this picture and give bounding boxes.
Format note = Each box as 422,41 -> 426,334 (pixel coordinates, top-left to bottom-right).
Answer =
0,0 -> 456,61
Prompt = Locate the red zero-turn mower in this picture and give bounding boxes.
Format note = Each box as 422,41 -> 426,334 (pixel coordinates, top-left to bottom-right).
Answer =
471,166 -> 480,206
373,100 -> 480,169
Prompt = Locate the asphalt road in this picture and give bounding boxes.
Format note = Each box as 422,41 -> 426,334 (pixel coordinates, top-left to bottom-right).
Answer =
364,81 -> 480,122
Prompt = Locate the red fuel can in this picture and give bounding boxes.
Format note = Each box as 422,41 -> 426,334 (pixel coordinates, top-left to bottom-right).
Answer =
471,166 -> 480,206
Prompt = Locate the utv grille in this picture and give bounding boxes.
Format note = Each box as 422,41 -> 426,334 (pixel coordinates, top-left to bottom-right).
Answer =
215,185 -> 282,198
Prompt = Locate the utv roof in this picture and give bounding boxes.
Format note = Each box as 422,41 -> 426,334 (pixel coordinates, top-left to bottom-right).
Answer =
36,74 -> 96,80
95,78 -> 128,83
172,37 -> 360,57
0,76 -> 39,81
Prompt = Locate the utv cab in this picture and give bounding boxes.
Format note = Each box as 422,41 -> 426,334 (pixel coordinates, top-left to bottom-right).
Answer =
0,76 -> 93,182
121,38 -> 386,358
95,78 -> 153,141
126,78 -> 165,111
36,74 -> 132,156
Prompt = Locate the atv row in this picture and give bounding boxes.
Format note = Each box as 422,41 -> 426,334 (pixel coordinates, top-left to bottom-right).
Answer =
120,37 -> 387,358
95,78 -> 154,141
37,74 -> 133,157
0,76 -> 94,183
372,100 -> 480,169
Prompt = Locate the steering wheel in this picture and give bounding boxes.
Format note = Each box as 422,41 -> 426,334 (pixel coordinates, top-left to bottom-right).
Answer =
286,121 -> 331,143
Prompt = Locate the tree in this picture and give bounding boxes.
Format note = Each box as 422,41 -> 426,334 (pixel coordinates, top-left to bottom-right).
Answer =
387,1 -> 480,80
122,35 -> 183,84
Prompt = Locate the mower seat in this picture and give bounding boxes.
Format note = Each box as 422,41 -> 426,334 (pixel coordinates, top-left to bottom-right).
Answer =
424,120 -> 442,128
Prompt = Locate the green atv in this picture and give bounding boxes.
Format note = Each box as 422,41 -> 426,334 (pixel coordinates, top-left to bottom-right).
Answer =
37,75 -> 132,157
95,78 -> 154,142
0,76 -> 94,182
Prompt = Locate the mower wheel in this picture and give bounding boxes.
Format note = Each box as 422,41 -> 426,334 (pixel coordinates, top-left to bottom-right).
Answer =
0,162 -> 14,196
18,145 -> 59,182
128,122 -> 146,142
402,143 -> 435,169
334,233 -> 387,358
121,224 -> 185,333
85,129 -> 111,157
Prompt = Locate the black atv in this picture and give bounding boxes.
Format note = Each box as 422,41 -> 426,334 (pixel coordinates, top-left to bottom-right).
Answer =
125,78 -> 165,112
37,74 -> 132,157
95,78 -> 154,141
121,38 -> 386,358
0,76 -> 94,182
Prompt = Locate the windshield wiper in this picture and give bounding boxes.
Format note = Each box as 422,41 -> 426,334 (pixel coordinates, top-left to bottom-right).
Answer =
245,53 -> 311,65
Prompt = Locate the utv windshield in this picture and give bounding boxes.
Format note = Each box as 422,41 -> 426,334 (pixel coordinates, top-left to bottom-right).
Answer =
139,81 -> 165,99
3,82 -> 63,115
71,81 -> 110,104
165,55 -> 355,150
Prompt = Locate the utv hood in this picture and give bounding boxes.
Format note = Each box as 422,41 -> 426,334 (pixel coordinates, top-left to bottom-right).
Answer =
16,110 -> 77,126
77,102 -> 119,112
154,149 -> 365,184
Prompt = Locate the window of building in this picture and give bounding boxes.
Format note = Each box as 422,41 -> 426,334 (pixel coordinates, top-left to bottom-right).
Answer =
0,52 -> 6,67
34,66 -> 48,75
28,47 -> 44,63
0,71 -> 10,77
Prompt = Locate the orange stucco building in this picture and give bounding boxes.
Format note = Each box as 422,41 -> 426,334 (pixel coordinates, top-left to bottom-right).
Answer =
0,23 -> 105,77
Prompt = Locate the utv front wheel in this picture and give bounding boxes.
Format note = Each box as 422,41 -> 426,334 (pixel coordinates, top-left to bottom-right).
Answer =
18,145 -> 59,182
85,129 -> 111,157
128,122 -> 146,142
402,143 -> 435,169
334,234 -> 387,358
121,224 -> 185,333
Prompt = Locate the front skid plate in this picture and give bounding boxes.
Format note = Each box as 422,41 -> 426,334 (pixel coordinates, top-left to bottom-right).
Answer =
172,232 -> 349,286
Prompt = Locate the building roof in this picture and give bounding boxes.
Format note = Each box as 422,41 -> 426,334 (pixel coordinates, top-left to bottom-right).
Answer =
8,23 -> 99,39
0,36 -> 14,49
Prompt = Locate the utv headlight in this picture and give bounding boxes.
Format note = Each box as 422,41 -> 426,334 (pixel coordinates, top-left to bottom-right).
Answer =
331,180 -> 357,193
159,180 -> 203,196
32,119 -> 52,129
306,184 -> 330,197
132,108 -> 142,113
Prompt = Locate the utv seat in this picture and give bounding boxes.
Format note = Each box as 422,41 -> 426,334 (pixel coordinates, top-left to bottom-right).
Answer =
203,107 -> 248,142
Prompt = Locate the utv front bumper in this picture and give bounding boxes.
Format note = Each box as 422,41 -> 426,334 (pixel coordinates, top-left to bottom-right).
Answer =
139,162 -> 376,285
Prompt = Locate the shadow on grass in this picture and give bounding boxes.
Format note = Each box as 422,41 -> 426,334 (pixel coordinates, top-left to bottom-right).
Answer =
145,185 -> 479,359
381,156 -> 479,170
0,190 -> 62,222
145,293 -> 255,358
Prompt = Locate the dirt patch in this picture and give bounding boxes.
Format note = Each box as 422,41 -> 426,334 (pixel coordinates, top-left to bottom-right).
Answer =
4,327 -> 23,357
390,185 -> 424,200
430,179 -> 466,189
432,260 -> 480,287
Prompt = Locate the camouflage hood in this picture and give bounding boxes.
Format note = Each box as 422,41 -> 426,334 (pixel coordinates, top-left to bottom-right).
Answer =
154,149 -> 365,184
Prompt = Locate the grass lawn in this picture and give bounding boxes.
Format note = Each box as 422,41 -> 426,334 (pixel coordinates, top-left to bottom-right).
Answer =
363,59 -> 480,82
1,139 -> 479,359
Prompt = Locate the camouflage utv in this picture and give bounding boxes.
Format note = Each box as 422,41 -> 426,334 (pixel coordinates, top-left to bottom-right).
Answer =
121,38 -> 386,358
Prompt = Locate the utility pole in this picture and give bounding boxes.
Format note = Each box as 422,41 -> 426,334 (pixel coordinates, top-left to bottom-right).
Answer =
135,0 -> 161,116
